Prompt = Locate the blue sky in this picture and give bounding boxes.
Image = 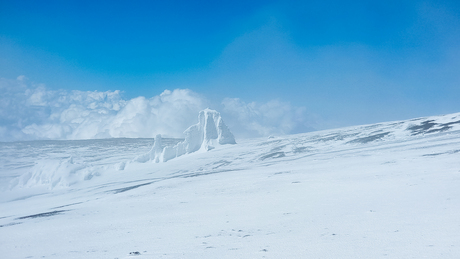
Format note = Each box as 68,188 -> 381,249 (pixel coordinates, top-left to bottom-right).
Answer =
1,0 -> 460,140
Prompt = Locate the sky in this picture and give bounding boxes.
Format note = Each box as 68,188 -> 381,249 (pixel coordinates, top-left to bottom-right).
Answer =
1,0 -> 460,141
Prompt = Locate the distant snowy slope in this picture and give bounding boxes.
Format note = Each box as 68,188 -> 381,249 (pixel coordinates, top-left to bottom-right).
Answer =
1,112 -> 460,258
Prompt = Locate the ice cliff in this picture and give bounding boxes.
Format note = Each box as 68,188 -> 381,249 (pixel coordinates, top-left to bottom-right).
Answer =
135,108 -> 236,163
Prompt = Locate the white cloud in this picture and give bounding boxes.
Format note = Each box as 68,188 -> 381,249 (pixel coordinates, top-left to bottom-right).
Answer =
0,76 -> 319,142
0,77 -> 205,141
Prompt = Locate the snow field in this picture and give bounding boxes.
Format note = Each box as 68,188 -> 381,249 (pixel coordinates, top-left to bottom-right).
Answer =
1,112 -> 460,258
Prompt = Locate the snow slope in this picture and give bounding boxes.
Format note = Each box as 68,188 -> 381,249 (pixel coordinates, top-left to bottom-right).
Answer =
1,112 -> 460,258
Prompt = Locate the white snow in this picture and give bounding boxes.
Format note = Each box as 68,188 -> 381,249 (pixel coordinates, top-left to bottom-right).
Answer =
1,112 -> 460,258
9,157 -> 99,189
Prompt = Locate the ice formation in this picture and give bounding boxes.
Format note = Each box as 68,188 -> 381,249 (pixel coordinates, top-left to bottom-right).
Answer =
136,108 -> 236,163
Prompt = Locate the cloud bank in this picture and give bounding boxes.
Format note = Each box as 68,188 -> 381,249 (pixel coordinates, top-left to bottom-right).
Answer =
0,76 -> 205,141
0,76 -> 314,142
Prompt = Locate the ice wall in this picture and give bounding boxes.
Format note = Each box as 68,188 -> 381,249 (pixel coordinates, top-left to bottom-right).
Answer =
136,108 -> 236,163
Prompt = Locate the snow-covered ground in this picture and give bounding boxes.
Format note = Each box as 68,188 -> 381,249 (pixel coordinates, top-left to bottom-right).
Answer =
1,112 -> 460,258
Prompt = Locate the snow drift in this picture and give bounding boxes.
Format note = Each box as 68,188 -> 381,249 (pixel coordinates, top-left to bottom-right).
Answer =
9,158 -> 101,189
135,108 -> 236,163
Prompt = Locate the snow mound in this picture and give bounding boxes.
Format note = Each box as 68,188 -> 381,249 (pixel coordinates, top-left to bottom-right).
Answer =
10,158 -> 101,189
134,108 -> 236,163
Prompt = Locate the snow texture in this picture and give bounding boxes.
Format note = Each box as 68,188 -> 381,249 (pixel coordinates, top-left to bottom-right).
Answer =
1,112 -> 460,258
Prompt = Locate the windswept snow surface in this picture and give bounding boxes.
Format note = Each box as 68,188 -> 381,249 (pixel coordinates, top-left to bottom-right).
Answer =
1,112 -> 460,258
